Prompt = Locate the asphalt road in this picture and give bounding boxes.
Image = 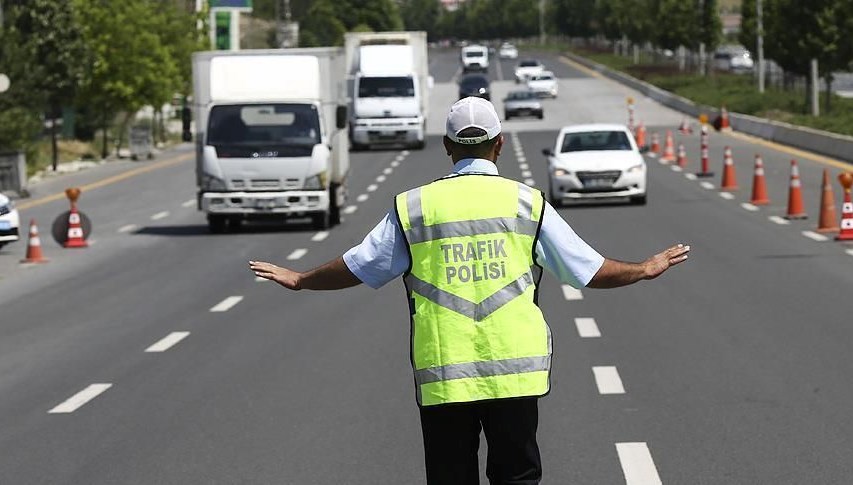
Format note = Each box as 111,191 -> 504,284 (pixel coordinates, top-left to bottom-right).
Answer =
1,48 -> 853,484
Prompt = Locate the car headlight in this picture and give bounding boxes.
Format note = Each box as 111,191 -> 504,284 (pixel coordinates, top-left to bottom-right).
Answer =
202,173 -> 226,191
303,172 -> 327,190
626,163 -> 646,173
553,169 -> 570,177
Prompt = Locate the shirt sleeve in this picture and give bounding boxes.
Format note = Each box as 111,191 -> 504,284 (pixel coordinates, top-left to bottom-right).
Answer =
535,202 -> 605,288
343,211 -> 410,289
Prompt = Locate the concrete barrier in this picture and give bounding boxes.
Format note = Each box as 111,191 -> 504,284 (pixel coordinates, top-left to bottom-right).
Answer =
565,51 -> 853,164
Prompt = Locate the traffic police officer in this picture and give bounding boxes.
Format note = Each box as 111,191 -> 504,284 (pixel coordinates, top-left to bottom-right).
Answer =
250,97 -> 690,484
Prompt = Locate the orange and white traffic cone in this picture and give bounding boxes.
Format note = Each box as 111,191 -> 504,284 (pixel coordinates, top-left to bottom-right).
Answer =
816,169 -> 839,233
635,122 -> 647,151
696,124 -> 714,178
720,146 -> 738,191
660,131 -> 676,162
784,160 -> 807,220
750,154 -> 770,205
836,172 -> 853,241
649,133 -> 660,158
676,143 -> 688,168
20,219 -> 48,263
719,105 -> 732,131
64,205 -> 88,248
678,118 -> 693,135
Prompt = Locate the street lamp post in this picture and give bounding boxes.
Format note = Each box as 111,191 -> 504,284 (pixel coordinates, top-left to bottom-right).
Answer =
539,0 -> 546,45
757,0 -> 765,93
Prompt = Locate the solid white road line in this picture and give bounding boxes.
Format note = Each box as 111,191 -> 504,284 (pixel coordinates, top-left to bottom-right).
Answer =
802,231 -> 829,242
592,366 -> 625,394
561,285 -> 583,300
343,205 -> 358,214
118,224 -> 138,234
376,175 -> 387,183
287,248 -> 308,260
616,442 -> 663,485
210,296 -> 243,313
181,199 -> 196,208
48,384 -> 112,414
311,231 -> 330,242
741,203 -> 759,211
685,173 -> 698,180
367,184 -> 378,192
574,317 -> 601,338
145,331 -> 190,353
151,211 -> 170,220
357,194 -> 369,202
700,181 -> 715,190
719,192 -> 735,200
769,216 -> 791,225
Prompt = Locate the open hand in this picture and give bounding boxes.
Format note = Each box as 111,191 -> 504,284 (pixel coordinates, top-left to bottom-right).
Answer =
643,244 -> 690,280
249,261 -> 302,290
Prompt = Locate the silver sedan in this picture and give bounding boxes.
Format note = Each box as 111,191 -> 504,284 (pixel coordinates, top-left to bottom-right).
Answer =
502,89 -> 543,120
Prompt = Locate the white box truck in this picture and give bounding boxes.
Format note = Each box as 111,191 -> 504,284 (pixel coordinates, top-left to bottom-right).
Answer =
344,31 -> 431,151
190,48 -> 349,232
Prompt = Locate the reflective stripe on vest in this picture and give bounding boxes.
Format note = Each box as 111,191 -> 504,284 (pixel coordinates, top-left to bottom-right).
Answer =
396,175 -> 551,406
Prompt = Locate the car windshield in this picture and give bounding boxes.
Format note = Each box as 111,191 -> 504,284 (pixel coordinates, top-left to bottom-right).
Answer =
519,60 -> 540,67
560,131 -> 632,152
208,103 -> 321,148
358,77 -> 415,98
532,74 -> 553,81
460,76 -> 488,89
465,51 -> 485,58
507,91 -> 534,100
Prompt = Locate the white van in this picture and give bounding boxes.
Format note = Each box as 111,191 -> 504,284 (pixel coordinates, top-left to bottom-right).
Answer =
461,45 -> 489,73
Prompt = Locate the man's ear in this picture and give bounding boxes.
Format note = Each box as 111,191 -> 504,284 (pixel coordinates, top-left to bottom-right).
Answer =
443,136 -> 453,156
493,135 -> 505,158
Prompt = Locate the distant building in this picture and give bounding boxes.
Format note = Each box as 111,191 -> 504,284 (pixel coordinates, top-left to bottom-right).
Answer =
441,0 -> 465,11
721,13 -> 741,35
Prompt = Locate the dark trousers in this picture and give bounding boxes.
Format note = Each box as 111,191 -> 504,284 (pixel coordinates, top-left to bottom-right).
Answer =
418,397 -> 542,485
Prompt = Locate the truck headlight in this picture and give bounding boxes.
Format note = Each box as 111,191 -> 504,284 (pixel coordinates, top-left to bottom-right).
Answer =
303,172 -> 326,190
202,173 -> 227,191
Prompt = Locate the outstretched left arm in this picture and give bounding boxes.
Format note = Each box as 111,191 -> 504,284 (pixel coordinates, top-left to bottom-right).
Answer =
587,243 -> 690,289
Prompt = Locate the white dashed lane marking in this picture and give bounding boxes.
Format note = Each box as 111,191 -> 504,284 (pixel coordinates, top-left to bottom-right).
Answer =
181,199 -> 196,208
367,184 -> 378,192
151,211 -> 170,220
561,285 -> 583,300
593,366 -> 626,394
343,205 -> 358,215
255,276 -> 267,282
740,203 -> 759,211
518,156 -> 527,163
145,332 -> 190,352
574,318 -> 601,338
802,231 -> 829,242
383,167 -> 393,175
391,160 -> 400,168
524,179 -> 536,187
521,170 -> 533,178
210,296 -> 243,313
48,384 -> 112,414
311,231 -> 329,242
700,182 -> 715,190
357,194 -> 369,202
287,248 -> 308,260
519,163 -> 529,170
376,175 -> 387,183
118,224 -> 138,234
670,165 -> 683,172
846,249 -> 853,257
616,442 -> 663,485
769,216 -> 791,225
685,173 -> 698,180
719,192 -> 735,200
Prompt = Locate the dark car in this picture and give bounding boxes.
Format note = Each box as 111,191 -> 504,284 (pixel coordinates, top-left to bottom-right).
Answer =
458,73 -> 491,101
503,89 -> 543,120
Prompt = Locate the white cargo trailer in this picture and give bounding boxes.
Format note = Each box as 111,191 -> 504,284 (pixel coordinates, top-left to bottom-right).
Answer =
191,48 -> 349,232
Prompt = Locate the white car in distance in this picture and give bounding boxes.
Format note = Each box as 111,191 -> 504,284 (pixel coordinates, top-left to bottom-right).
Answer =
498,43 -> 518,59
543,124 -> 647,206
526,71 -> 558,98
0,193 -> 21,249
514,59 -> 544,83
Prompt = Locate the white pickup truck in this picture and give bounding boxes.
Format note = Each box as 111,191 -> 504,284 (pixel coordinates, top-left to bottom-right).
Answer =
190,48 -> 350,232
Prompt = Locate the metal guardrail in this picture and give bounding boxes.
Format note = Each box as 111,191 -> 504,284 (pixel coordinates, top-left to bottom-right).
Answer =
565,51 -> 853,164
0,151 -> 27,197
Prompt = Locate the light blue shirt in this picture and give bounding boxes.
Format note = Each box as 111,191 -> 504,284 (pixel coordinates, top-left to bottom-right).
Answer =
343,158 -> 605,289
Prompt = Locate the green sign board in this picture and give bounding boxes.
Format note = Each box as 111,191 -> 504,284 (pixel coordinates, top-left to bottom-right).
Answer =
215,11 -> 231,50
209,0 -> 252,8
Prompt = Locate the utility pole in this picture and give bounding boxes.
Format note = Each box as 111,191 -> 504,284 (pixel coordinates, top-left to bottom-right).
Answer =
756,0 -> 765,93
539,0 -> 546,45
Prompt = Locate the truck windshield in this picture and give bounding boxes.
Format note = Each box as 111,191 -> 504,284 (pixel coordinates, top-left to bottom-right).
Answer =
358,77 -> 415,98
207,103 -> 321,156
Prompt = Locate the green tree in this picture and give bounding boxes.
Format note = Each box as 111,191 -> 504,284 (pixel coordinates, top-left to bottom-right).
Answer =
738,0 -> 757,54
299,0 -> 347,46
400,0 -> 441,38
652,0 -> 699,50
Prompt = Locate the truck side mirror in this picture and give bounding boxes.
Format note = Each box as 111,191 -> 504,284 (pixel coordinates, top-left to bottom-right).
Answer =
181,106 -> 192,142
542,148 -> 553,157
336,105 -> 347,130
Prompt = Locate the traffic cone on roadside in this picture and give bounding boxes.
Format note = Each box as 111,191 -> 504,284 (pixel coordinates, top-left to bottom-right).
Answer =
696,124 -> 714,177
750,154 -> 770,205
649,133 -> 660,157
678,118 -> 693,134
719,105 -> 732,131
635,122 -> 647,151
784,160 -> 808,220
836,172 -> 853,241
676,144 -> 688,168
63,205 -> 88,248
20,219 -> 48,264
660,131 -> 676,162
816,169 -> 840,233
720,147 -> 738,191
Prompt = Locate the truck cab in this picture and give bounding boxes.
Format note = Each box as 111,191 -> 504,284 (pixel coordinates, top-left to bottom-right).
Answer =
461,45 -> 489,73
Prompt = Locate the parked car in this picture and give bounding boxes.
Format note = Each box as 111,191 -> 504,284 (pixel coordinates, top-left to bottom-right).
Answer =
458,73 -> 491,100
713,46 -> 754,73
542,124 -> 647,206
514,59 -> 544,83
503,89 -> 543,120
526,71 -> 558,98
0,193 -> 20,249
499,43 -> 518,59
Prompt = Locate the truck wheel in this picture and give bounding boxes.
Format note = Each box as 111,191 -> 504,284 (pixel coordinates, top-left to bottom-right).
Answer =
208,215 -> 227,234
312,211 -> 331,230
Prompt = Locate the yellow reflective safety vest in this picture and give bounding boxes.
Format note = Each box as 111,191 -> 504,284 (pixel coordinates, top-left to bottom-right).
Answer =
395,174 -> 551,406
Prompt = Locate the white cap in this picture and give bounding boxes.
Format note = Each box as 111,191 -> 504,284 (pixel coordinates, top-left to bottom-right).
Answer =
445,97 -> 502,144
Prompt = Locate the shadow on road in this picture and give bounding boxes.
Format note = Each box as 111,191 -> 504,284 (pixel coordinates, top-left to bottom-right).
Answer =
133,220 -> 320,237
